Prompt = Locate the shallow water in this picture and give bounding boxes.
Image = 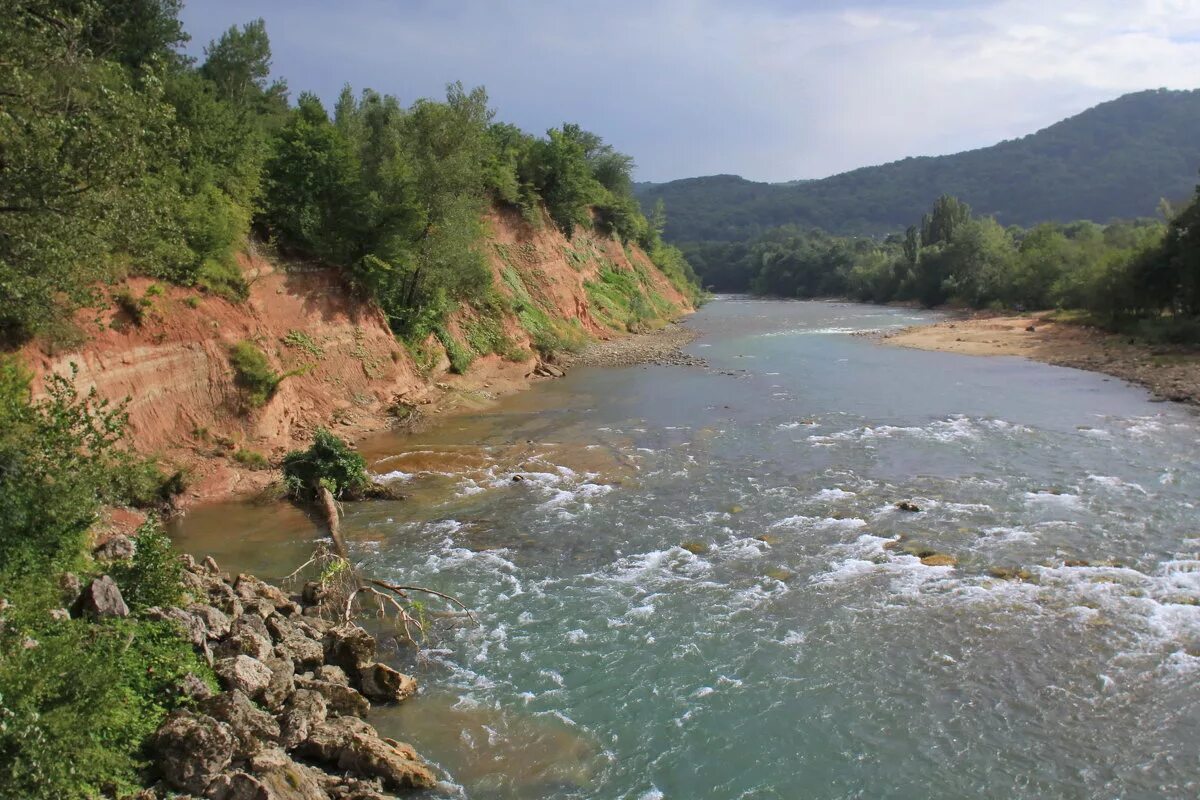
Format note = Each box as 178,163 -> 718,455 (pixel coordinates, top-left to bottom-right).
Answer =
172,298 -> 1200,799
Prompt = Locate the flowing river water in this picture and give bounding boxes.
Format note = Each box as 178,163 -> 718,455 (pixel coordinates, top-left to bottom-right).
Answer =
172,298 -> 1200,799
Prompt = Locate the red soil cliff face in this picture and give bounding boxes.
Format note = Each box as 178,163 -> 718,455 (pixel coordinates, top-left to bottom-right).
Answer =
20,210 -> 692,505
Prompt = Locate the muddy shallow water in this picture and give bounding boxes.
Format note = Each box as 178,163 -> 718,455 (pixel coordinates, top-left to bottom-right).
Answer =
173,297 -> 1200,799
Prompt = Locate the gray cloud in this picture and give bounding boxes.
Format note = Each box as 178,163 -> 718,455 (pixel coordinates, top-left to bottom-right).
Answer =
181,0 -> 1200,182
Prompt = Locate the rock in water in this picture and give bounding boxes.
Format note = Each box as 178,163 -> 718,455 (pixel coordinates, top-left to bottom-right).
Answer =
359,663 -> 418,703
895,501 -> 921,513
73,575 -> 130,619
323,624 -> 376,673
151,710 -> 236,795
336,733 -> 437,790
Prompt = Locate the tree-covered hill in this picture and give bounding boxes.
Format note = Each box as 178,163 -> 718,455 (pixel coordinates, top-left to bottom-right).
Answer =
637,89 -> 1200,241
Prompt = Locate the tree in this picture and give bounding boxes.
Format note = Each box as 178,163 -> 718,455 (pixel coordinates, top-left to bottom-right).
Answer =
200,18 -> 287,117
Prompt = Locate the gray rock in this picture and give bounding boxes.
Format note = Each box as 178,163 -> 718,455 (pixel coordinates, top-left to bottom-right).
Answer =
260,656 -> 296,712
294,676 -> 370,718
200,690 -> 280,759
234,574 -> 291,608
323,624 -> 376,673
214,655 -> 273,698
336,733 -> 436,791
73,575 -> 129,619
93,534 -> 134,561
280,689 -> 327,750
150,710 -> 235,795
358,663 -> 417,703
294,716 -> 375,763
242,748 -> 328,800
190,604 -> 233,640
215,629 -> 274,661
315,664 -> 350,686
58,572 -> 81,606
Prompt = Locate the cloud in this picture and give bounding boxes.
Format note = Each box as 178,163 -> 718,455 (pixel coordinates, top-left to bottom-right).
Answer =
181,0 -> 1200,182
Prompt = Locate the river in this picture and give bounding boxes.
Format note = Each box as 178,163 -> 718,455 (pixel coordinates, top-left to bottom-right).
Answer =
172,297 -> 1200,799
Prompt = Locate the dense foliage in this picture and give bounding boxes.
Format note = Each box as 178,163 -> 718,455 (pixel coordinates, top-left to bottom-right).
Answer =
685,188 -> 1200,339
0,357 -> 210,798
0,1 -> 697,350
637,89 -> 1200,242
282,428 -> 371,501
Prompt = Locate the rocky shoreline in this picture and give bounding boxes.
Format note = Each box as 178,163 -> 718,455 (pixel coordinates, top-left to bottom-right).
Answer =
562,322 -> 706,369
105,551 -> 436,799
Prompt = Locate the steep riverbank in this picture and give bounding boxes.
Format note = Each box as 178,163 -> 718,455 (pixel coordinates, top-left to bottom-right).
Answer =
881,312 -> 1200,406
18,207 -> 693,508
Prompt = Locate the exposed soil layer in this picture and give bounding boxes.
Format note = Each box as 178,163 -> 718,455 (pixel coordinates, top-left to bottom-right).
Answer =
19,210 -> 692,507
882,313 -> 1200,406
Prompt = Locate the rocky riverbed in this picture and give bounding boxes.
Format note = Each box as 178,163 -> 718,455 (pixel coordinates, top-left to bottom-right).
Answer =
562,323 -> 706,368
96,550 -> 437,799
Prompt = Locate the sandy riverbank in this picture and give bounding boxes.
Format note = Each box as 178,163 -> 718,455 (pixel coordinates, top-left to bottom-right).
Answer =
881,313 -> 1200,406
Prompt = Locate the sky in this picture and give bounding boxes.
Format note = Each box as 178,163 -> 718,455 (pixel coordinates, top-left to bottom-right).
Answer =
180,0 -> 1200,183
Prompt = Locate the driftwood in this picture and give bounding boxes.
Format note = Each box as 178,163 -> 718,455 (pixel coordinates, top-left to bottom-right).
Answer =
302,485 -> 472,645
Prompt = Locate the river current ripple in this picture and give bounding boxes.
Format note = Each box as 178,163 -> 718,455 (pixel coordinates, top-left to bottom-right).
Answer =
178,298 -> 1200,799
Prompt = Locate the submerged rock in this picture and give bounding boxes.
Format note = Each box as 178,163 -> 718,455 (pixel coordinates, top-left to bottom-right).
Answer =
680,541 -> 709,555
895,501 -> 921,513
988,566 -> 1033,581
359,663 -> 418,703
919,553 -> 957,567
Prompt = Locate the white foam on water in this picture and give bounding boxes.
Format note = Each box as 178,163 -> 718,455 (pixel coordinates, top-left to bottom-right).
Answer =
813,488 -> 856,501
371,469 -> 413,483
1024,491 -> 1083,509
1086,475 -> 1148,493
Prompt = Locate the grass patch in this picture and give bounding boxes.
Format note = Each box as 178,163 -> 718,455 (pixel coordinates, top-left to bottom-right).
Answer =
228,340 -> 281,409
196,258 -> 249,302
435,327 -> 474,374
233,448 -> 270,470
281,329 -> 323,357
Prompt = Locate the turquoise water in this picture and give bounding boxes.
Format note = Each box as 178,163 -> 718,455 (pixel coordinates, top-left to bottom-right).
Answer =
174,298 -> 1200,799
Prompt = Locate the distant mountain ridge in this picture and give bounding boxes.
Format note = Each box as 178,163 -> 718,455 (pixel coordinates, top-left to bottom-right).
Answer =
637,89 -> 1200,241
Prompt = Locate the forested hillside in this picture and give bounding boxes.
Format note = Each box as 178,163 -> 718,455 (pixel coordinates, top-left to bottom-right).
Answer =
637,89 -> 1200,241
0,0 -> 698,351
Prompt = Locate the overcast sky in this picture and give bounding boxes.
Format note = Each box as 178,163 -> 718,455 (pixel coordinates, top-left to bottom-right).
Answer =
180,0 -> 1200,183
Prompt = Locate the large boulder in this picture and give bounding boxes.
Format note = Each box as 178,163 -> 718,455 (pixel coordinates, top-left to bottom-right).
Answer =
294,716 -> 376,763
260,656 -> 296,712
336,733 -> 436,791
72,575 -> 129,620
358,663 -> 417,703
190,604 -> 233,640
294,676 -> 370,718
150,710 -> 235,795
200,690 -> 280,759
323,624 -> 376,673
279,689 -> 327,750
214,655 -> 273,698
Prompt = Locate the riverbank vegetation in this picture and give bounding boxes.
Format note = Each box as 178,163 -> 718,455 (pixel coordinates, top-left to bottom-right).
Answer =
0,1 -> 699,352
0,356 -> 207,798
684,188 -> 1200,342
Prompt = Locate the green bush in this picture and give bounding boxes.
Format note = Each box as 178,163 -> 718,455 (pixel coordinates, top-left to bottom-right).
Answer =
228,340 -> 281,409
282,428 -> 370,501
196,258 -> 249,302
111,518 -> 184,611
233,447 -> 270,470
0,357 -> 208,799
0,608 -> 212,800
435,327 -> 474,374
